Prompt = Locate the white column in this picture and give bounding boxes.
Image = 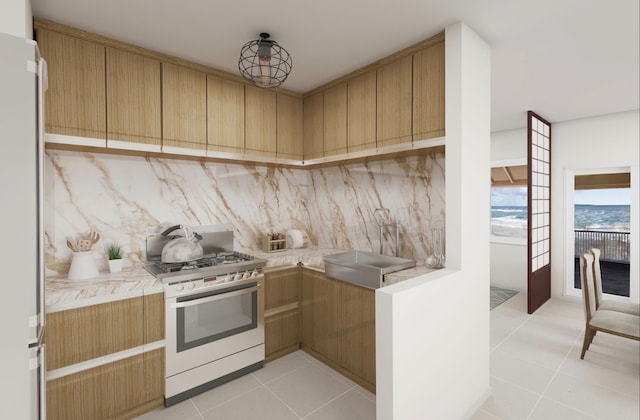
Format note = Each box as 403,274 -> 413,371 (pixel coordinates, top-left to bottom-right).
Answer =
376,22 -> 492,419
0,0 -> 32,39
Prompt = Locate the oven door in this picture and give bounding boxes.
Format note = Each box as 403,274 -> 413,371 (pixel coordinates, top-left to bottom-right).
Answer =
166,280 -> 264,377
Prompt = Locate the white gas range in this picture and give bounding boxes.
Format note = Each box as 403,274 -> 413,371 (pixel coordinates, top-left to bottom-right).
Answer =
143,225 -> 268,407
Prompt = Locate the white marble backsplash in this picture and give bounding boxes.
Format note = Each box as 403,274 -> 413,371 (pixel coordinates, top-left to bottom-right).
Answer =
44,150 -> 444,275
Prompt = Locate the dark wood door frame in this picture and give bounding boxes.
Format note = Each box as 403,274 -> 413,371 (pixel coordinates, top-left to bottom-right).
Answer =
527,111 -> 552,314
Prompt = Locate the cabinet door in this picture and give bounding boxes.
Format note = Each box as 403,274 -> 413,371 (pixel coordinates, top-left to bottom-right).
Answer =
301,270 -> 340,362
413,40 -> 445,141
106,48 -> 161,147
277,94 -> 303,160
245,86 -> 277,157
339,281 -> 376,387
323,83 -> 348,156
377,55 -> 413,147
45,297 -> 144,370
37,29 -> 106,140
264,268 -> 301,359
303,92 -> 324,160
46,354 -> 146,420
207,75 -> 245,153
347,71 -> 377,152
265,267 -> 300,311
144,292 -> 165,344
144,348 -> 165,403
162,63 -> 207,150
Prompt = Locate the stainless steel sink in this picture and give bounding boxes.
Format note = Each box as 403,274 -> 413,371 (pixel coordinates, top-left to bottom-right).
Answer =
323,250 -> 416,289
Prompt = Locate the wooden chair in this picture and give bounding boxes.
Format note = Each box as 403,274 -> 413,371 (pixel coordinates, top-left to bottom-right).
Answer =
579,253 -> 639,359
590,248 -> 639,315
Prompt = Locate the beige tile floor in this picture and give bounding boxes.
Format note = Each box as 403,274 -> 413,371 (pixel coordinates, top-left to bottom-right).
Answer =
475,293 -> 640,420
135,350 -> 375,420
137,293 -> 639,420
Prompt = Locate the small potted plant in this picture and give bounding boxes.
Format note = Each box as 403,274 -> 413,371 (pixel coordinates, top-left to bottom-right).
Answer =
105,242 -> 124,273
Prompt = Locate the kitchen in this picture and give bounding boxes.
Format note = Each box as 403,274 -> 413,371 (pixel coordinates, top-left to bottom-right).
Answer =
1,2 -> 491,419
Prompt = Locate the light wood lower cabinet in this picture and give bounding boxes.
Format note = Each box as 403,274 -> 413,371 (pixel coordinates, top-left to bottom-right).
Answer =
301,268 -> 376,392
264,267 -> 301,361
46,349 -> 164,420
144,292 -> 165,344
45,297 -> 144,370
45,293 -> 166,419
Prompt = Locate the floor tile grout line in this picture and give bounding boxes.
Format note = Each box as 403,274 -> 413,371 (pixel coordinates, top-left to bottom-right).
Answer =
299,385 -> 359,419
524,333 -> 584,420
490,311 -> 534,352
251,354 -> 313,386
194,382 -> 265,416
261,381 -> 304,419
477,408 -> 503,420
188,398 -> 205,420
544,337 -> 640,401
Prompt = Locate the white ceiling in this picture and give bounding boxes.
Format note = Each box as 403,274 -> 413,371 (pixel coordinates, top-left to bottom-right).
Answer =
31,0 -> 639,132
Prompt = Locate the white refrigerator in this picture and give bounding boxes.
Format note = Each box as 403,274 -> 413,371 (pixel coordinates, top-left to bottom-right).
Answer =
0,32 -> 47,419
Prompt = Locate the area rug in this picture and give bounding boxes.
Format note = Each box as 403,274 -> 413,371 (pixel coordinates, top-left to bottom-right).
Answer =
490,286 -> 518,310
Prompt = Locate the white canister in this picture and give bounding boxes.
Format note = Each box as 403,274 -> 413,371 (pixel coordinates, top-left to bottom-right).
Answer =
286,229 -> 311,249
68,251 -> 99,281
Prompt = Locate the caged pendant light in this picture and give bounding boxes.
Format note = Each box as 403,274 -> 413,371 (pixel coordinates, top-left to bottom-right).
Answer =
238,33 -> 292,88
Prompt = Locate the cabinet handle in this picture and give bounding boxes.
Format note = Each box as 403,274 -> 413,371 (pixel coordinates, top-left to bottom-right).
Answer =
170,286 -> 260,309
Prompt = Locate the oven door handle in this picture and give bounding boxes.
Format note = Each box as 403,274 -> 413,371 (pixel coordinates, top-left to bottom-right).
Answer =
170,285 -> 260,309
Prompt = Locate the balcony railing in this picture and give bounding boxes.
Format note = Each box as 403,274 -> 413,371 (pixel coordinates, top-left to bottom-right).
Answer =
574,230 -> 630,263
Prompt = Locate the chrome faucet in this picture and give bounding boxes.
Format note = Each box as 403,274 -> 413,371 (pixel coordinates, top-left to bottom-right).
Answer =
374,208 -> 401,256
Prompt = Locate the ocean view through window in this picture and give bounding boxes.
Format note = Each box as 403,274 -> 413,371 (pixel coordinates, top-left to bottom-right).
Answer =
573,188 -> 631,297
491,186 -> 527,238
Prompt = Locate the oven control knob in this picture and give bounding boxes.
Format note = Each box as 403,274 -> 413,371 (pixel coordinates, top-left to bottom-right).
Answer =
251,269 -> 259,278
176,284 -> 184,292
187,282 -> 195,290
242,271 -> 251,280
234,272 -> 243,281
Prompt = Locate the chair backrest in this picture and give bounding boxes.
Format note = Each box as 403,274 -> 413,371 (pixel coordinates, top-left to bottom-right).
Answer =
580,253 -> 597,322
590,248 -> 604,309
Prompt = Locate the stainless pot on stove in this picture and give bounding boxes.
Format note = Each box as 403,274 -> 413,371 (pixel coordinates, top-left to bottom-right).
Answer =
161,225 -> 204,263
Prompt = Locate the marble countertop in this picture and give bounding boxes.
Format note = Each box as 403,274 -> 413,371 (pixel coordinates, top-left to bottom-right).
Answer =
46,246 -> 439,312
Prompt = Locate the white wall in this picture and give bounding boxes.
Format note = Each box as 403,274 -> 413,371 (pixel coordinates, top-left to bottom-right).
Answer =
491,128 -> 526,162
552,110 -> 640,300
376,22 -> 491,419
489,110 -> 640,301
0,0 -> 32,38
490,241 -> 527,291
490,127 -> 527,291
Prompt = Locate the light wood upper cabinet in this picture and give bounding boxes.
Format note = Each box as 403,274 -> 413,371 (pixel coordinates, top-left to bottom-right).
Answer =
323,83 -> 348,156
37,29 -> 106,140
106,48 -> 161,146
207,76 -> 245,153
162,63 -> 207,150
347,70 -> 377,152
303,92 -> 324,160
276,94 -> 303,160
376,55 -> 413,147
245,86 -> 277,157
413,39 -> 445,141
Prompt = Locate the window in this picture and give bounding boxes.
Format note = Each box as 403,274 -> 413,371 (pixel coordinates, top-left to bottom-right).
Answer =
491,186 -> 527,239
